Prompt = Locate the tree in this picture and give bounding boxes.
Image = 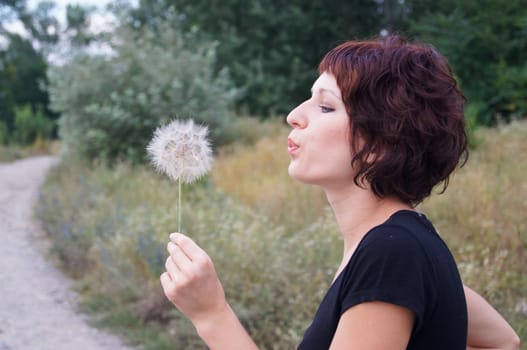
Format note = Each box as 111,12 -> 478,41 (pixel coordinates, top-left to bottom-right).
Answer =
0,0 -> 59,143
64,4 -> 96,47
0,0 -> 26,31
128,0 -> 383,116
48,20 -> 238,162
0,0 -> 101,143
0,33 -> 49,137
18,0 -> 59,46
408,0 -> 527,124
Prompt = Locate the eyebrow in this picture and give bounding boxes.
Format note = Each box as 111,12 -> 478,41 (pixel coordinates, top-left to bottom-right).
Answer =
311,87 -> 342,100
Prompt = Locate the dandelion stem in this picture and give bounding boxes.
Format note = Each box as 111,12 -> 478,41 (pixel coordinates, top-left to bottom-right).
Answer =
178,177 -> 182,232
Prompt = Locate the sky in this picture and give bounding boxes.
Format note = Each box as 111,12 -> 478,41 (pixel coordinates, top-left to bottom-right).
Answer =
2,0 -> 136,60
5,0 -> 134,35
29,0 -> 117,18
30,0 -> 124,28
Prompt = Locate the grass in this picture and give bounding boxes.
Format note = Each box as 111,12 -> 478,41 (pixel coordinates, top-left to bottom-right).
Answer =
419,120 -> 527,341
36,118 -> 527,349
37,155 -> 340,349
0,137 -> 60,162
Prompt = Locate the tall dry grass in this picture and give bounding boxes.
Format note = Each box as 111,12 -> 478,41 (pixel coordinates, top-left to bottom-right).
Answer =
37,157 -> 340,349
420,121 -> 527,339
212,126 -> 327,232
37,119 -> 527,349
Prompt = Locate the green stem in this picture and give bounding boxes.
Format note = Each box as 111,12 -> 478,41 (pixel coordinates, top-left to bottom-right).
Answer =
178,177 -> 182,232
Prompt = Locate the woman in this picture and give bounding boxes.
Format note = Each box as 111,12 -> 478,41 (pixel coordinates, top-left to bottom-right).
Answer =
160,36 -> 520,349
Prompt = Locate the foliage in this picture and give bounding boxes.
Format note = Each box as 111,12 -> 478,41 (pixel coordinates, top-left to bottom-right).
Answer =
2,0 -> 527,153
0,0 -> 27,30
4,0 -> 527,154
17,0 -> 60,45
47,20 -> 238,163
1,0 -> 59,44
0,119 -> 8,144
122,0 -> 527,126
129,0 -> 382,116
409,0 -> 527,125
1,0 -> 61,144
64,4 -> 97,47
37,118 -> 527,348
0,0 -> 101,146
11,104 -> 54,144
0,33 -> 51,132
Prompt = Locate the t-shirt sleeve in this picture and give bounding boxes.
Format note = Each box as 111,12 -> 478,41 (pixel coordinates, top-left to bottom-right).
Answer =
339,225 -> 434,332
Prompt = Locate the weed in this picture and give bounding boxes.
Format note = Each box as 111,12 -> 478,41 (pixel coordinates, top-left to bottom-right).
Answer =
37,119 -> 527,348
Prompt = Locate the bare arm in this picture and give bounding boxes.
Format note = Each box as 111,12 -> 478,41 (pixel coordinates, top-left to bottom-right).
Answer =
465,286 -> 520,350
329,302 -> 414,350
160,233 -> 259,350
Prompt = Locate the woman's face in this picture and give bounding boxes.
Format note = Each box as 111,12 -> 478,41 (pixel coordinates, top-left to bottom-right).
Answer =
287,72 -> 355,188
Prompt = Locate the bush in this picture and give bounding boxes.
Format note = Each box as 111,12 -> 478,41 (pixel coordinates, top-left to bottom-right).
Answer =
11,104 -> 54,145
47,20 -> 238,163
0,121 -> 8,145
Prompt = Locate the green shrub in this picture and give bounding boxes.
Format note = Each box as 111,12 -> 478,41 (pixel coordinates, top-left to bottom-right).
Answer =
491,62 -> 527,121
47,20 -> 238,163
0,121 -> 8,145
12,104 -> 54,145
464,102 -> 482,149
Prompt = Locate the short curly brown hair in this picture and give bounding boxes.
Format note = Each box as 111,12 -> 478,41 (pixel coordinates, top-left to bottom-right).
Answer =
319,35 -> 468,206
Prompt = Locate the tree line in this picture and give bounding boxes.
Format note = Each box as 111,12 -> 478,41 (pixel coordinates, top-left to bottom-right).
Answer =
1,0 -> 526,158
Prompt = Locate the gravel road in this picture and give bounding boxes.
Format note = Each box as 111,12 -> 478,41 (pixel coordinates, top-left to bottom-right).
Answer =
0,156 -> 138,350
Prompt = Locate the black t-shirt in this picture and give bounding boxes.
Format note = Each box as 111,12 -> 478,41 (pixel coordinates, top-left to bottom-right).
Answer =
297,210 -> 467,349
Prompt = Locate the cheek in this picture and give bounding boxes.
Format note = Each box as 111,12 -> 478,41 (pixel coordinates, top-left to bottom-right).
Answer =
323,125 -> 352,162
323,127 -> 356,180
292,128 -> 353,181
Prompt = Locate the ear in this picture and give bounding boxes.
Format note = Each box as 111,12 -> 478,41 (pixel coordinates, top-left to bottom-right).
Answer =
364,143 -> 385,165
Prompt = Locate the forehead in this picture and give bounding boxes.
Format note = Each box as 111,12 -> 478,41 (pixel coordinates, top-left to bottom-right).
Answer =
311,72 -> 342,99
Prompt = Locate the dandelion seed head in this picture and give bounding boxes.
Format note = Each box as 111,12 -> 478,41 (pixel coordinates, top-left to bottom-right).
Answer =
146,119 -> 213,183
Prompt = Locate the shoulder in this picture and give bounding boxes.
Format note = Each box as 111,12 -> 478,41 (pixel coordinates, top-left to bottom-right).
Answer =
357,210 -> 442,258
342,211 -> 438,285
338,212 -> 440,331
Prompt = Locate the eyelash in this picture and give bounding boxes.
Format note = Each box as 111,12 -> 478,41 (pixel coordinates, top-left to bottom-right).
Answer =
319,105 -> 335,113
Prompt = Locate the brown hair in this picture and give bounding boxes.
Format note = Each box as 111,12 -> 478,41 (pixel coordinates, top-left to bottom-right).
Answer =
319,35 -> 468,205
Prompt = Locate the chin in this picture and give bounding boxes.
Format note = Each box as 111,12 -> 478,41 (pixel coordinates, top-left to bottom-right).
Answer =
287,164 -> 300,181
288,165 -> 318,185
288,164 -> 305,183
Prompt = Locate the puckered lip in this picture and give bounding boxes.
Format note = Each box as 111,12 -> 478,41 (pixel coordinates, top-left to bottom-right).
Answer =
287,138 -> 299,154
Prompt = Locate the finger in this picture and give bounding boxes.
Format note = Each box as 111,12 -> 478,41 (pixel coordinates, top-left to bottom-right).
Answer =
167,241 -> 193,272
160,271 -> 172,289
170,233 -> 206,261
165,255 -> 182,281
160,272 -> 176,300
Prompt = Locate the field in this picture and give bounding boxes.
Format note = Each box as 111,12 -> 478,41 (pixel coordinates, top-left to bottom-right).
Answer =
36,119 -> 526,349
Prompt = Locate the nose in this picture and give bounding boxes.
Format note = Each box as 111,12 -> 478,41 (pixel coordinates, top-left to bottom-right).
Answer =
286,101 -> 307,129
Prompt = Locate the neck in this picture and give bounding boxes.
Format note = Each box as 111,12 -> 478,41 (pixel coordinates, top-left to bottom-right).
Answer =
324,183 -> 411,257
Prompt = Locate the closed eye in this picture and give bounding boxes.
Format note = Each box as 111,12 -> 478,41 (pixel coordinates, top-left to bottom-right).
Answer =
319,105 -> 335,113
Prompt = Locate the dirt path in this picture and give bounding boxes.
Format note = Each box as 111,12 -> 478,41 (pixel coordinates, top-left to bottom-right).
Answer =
0,156 -> 138,350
